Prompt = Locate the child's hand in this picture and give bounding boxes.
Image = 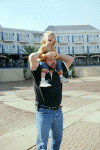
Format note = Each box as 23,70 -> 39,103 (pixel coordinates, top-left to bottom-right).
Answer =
52,52 -> 57,57
45,52 -> 53,58
45,52 -> 57,58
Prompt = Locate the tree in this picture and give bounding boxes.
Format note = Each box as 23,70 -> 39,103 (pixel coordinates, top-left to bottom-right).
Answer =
20,45 -> 39,79
21,45 -> 39,54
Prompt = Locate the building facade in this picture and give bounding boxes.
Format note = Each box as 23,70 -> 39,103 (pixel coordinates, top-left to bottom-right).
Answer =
0,25 -> 43,67
45,25 -> 100,66
0,24 -> 100,68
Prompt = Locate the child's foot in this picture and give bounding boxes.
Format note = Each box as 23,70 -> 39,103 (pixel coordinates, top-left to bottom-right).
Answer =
60,76 -> 69,83
40,80 -> 52,87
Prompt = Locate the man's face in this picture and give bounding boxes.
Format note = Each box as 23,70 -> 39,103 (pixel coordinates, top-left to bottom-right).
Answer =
45,56 -> 56,70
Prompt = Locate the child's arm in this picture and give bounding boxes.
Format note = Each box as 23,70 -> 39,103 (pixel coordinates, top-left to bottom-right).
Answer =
37,47 -> 46,61
38,46 -> 47,61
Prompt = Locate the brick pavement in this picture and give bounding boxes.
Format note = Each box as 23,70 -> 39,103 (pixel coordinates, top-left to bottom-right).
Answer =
0,102 -> 36,136
0,78 -> 100,150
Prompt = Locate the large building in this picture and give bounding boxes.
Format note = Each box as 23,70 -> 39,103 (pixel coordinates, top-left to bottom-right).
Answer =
0,25 -> 43,67
0,24 -> 100,67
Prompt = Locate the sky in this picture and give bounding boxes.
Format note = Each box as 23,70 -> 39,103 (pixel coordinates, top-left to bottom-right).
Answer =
0,0 -> 100,31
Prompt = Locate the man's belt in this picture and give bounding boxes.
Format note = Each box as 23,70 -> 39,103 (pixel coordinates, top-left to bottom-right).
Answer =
39,105 -> 62,111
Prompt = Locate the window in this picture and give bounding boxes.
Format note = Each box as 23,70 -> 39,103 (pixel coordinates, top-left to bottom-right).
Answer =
3,45 -> 8,52
19,34 -> 22,41
59,36 -> 68,43
0,32 -> 1,41
3,32 -> 14,41
89,35 -> 97,40
73,35 -> 83,43
59,46 -> 69,54
9,33 -> 12,40
19,34 -> 29,42
74,46 -> 83,54
89,45 -> 98,53
3,45 -> 17,53
34,35 -> 42,43
59,47 -> 65,53
23,34 -> 29,41
88,35 -> 98,42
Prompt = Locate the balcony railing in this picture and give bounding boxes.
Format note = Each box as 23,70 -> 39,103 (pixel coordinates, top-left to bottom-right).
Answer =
34,38 -> 41,44
89,38 -> 98,43
89,49 -> 99,53
19,38 -> 29,43
3,48 -> 18,54
74,39 -> 83,44
59,39 -> 68,44
74,49 -> 84,54
3,37 -> 14,42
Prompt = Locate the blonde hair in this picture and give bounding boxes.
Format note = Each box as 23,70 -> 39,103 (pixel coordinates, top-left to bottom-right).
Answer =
40,31 -> 57,48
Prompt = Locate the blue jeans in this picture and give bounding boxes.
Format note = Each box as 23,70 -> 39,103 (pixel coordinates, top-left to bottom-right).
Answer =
36,107 -> 63,150
40,61 -> 62,72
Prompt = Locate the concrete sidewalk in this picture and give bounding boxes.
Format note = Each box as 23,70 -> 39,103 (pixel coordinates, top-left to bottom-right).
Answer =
0,77 -> 100,150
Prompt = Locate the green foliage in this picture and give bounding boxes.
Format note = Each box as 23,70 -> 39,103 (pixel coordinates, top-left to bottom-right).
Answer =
20,45 -> 39,54
21,45 -> 39,79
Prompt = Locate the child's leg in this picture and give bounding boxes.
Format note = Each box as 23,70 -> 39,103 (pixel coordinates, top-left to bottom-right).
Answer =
56,61 -> 63,75
40,62 -> 52,87
56,61 -> 69,83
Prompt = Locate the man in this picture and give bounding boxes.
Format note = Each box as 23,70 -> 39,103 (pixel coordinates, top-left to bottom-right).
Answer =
29,52 -> 74,150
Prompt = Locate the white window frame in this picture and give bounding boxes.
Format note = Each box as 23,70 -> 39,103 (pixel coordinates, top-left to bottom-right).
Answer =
89,35 -> 98,42
3,44 -> 17,54
89,45 -> 98,53
59,46 -> 69,54
74,35 -> 83,43
3,45 -> 8,52
34,35 -> 42,43
3,32 -> 14,41
19,34 -> 29,42
59,36 -> 68,43
74,46 -> 83,54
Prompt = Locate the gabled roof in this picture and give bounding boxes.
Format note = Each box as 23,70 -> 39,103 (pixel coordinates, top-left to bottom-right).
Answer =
45,25 -> 98,31
33,31 -> 44,35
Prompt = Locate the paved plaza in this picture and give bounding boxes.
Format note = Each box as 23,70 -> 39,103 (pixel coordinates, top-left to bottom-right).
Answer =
0,77 -> 100,150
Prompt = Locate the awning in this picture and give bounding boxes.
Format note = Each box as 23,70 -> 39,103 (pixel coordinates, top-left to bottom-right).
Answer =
75,56 -> 87,59
91,55 -> 100,58
0,55 -> 7,59
22,56 -> 28,59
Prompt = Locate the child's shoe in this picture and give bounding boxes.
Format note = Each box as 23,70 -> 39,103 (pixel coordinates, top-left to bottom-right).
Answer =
60,76 -> 69,83
40,80 -> 52,87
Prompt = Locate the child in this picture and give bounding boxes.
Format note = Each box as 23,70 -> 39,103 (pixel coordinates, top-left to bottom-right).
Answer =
37,31 -> 69,87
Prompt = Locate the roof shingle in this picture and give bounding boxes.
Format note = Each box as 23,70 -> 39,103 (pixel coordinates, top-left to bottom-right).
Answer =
45,25 -> 98,31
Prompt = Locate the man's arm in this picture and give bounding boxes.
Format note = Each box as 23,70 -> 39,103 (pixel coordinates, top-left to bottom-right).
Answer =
28,52 -> 39,70
58,54 -> 74,68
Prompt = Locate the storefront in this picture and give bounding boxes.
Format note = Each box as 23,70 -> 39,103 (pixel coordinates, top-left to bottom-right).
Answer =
0,54 -> 28,68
